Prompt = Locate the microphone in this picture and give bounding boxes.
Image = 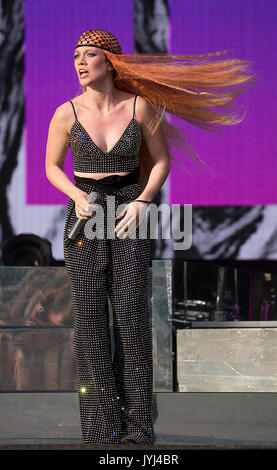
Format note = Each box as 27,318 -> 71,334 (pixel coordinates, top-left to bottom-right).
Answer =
65,191 -> 100,247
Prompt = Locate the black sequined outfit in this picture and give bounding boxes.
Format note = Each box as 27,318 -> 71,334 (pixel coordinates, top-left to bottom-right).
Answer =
63,95 -> 155,445
69,97 -> 141,173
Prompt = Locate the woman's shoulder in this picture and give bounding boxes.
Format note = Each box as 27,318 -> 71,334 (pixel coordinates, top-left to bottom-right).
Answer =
52,99 -> 79,134
56,97 -> 79,114
134,95 -> 156,127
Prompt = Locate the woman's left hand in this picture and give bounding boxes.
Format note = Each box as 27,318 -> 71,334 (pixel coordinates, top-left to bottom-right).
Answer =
114,201 -> 148,239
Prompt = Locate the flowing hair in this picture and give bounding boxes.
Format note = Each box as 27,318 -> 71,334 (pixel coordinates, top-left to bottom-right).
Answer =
76,48 -> 257,182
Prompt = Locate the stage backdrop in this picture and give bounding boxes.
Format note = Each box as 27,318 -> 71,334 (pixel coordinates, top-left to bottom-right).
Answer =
167,0 -> 276,205
25,0 -> 276,206
2,0 -> 277,261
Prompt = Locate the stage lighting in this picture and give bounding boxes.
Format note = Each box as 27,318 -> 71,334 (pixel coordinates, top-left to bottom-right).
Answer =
2,233 -> 55,266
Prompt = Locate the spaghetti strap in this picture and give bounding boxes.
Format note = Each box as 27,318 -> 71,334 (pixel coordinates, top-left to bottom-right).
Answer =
132,95 -> 137,119
69,100 -> 78,120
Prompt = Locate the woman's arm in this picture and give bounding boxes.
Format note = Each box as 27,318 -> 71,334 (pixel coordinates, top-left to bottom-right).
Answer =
45,104 -> 93,219
136,97 -> 170,202
45,104 -> 85,201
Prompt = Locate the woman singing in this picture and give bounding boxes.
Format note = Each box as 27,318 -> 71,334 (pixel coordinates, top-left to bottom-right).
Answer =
45,30 -> 255,446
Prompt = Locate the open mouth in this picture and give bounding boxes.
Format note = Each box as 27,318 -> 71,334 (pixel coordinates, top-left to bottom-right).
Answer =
79,71 -> 89,78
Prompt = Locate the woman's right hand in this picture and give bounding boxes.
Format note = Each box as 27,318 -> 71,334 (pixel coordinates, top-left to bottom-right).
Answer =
73,191 -> 97,220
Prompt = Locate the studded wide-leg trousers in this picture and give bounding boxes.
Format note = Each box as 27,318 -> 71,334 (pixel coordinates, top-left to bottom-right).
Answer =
63,175 -> 155,445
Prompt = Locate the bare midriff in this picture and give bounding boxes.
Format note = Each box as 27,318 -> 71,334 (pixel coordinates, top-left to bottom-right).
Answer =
74,171 -> 131,179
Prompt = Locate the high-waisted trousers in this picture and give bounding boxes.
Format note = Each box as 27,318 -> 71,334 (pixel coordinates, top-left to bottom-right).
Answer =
63,168 -> 155,445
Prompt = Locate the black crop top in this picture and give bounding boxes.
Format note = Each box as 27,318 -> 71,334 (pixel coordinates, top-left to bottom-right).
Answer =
69,95 -> 142,173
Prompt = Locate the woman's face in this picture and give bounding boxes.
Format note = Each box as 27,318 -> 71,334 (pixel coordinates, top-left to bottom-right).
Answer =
74,46 -> 110,85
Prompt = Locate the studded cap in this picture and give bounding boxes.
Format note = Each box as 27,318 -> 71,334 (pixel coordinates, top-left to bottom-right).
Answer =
75,30 -> 122,54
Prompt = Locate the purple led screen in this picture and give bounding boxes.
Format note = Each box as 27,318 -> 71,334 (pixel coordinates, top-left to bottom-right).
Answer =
24,0 -> 276,206
24,0 -> 134,204
168,0 -> 277,205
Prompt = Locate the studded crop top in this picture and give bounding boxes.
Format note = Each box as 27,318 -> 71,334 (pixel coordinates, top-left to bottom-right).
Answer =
69,95 -> 142,173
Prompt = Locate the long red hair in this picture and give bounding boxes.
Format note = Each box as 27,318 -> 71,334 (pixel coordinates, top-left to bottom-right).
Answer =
76,48 -> 257,186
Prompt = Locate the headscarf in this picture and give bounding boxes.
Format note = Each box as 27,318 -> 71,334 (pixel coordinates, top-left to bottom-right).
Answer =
75,29 -> 122,55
